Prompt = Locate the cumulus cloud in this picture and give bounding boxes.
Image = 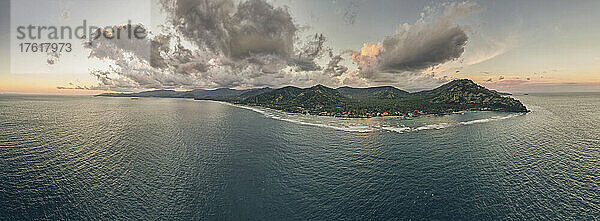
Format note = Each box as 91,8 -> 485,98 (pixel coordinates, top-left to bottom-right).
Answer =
378,22 -> 467,71
160,0 -> 298,59
229,0 -> 297,58
292,33 -> 331,71
352,1 -> 477,76
85,24 -> 152,63
351,42 -> 382,79
346,1 -> 479,90
81,0 -> 478,92
324,55 -> 349,77
82,0 -> 336,91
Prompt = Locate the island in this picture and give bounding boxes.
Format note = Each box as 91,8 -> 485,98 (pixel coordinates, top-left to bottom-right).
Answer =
98,79 -> 528,118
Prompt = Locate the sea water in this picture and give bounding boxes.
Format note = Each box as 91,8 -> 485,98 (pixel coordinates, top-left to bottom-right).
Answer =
1,93 -> 598,219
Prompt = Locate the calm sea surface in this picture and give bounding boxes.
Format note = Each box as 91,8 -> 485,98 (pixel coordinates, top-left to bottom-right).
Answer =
0,93 -> 598,220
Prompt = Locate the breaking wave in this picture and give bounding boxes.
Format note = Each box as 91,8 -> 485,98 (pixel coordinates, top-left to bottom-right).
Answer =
270,116 -> 374,133
459,113 -> 523,125
381,126 -> 411,133
382,113 -> 524,134
216,101 -> 524,134
414,123 -> 451,131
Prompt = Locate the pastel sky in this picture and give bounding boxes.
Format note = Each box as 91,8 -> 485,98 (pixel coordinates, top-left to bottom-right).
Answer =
1,0 -> 599,94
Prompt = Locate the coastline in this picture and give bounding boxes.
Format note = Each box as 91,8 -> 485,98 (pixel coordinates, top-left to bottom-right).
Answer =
205,98 -> 527,120
95,79 -> 530,119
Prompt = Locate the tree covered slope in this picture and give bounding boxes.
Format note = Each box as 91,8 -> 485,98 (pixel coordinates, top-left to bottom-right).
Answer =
98,79 -> 528,118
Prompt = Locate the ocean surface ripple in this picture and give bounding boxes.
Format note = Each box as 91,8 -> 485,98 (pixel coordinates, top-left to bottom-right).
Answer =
0,93 -> 598,220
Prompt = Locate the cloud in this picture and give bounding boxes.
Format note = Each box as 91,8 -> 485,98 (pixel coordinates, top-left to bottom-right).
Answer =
462,33 -> 517,66
57,85 -> 89,90
229,0 -> 297,58
379,2 -> 477,72
85,24 -> 152,63
292,33 -> 331,71
436,28 -> 518,73
81,0 -> 337,91
343,0 -> 360,25
160,0 -> 297,58
351,42 -> 382,79
347,1 -> 479,89
324,55 -> 349,77
481,80 -> 600,92
46,52 -> 60,65
366,72 -> 449,92
480,79 -> 527,90
78,0 -> 478,92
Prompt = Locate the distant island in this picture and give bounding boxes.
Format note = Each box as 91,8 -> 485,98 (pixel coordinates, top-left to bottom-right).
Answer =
98,79 -> 528,118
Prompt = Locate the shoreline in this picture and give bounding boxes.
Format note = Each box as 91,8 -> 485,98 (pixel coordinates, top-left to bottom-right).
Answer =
96,95 -> 529,119
206,99 -> 528,120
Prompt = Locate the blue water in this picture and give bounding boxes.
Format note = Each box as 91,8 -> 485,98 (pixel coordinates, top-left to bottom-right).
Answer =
0,93 -> 598,220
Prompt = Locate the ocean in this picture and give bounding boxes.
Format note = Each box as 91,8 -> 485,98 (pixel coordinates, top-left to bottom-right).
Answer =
0,93 -> 598,220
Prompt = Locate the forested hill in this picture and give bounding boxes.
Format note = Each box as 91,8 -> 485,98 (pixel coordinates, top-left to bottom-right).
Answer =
98,79 -> 528,118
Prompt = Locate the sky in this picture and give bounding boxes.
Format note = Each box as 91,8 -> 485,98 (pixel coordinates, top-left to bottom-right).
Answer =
0,0 -> 599,94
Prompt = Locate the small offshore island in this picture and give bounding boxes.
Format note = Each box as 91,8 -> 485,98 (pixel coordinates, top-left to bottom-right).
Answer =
98,79 -> 528,118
